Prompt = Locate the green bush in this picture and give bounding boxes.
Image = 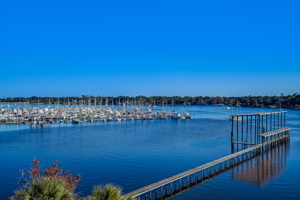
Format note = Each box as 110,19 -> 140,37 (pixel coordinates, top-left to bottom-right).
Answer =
83,184 -> 134,200
11,177 -> 75,200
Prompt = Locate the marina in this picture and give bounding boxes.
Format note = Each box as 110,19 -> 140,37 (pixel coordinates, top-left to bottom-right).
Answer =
0,105 -> 191,127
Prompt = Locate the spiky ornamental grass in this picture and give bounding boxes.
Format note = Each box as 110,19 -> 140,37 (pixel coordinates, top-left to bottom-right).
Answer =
83,184 -> 134,200
12,177 -> 74,200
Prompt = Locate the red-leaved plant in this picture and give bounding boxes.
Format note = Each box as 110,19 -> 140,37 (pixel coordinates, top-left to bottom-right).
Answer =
18,158 -> 80,191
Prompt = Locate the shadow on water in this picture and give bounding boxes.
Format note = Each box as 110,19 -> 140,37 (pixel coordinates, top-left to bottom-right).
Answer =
232,140 -> 289,186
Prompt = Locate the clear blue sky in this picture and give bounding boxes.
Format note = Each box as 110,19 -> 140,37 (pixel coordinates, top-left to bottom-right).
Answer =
0,0 -> 299,97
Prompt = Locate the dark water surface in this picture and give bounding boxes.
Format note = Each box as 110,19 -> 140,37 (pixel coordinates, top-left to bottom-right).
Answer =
0,106 -> 299,199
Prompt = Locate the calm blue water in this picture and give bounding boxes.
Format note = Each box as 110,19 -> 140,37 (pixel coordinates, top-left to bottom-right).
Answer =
0,106 -> 299,199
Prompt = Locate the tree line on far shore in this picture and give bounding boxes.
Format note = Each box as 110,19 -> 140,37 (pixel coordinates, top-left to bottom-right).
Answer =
1,94 -> 300,109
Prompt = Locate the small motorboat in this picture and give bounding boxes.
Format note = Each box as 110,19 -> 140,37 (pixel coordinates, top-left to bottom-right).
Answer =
171,112 -> 181,120
72,119 -> 82,124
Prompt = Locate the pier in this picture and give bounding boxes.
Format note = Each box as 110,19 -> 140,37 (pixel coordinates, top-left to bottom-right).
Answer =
126,111 -> 290,200
231,111 -> 287,152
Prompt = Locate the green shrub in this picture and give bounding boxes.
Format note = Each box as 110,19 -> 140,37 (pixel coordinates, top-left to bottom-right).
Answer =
11,177 -> 74,200
83,184 -> 134,200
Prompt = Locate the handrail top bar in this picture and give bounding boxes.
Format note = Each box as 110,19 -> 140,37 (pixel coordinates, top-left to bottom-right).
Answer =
231,111 -> 287,117
259,128 -> 290,137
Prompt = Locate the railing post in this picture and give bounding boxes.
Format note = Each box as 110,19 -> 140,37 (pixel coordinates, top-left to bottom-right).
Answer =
242,116 -> 244,149
236,115 -> 239,151
231,115 -> 234,152
284,112 -> 286,127
250,115 -> 253,145
262,114 -> 265,134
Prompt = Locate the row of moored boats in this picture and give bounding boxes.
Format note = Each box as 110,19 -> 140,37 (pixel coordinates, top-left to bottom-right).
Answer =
0,106 -> 191,127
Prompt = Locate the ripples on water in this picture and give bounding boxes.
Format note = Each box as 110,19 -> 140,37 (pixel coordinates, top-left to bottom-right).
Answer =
0,106 -> 299,199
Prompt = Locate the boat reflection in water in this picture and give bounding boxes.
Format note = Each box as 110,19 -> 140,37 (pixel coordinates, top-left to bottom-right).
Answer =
232,140 -> 290,186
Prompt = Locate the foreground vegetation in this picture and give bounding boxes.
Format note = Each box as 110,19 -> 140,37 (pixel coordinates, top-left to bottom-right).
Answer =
1,94 -> 300,109
10,159 -> 133,200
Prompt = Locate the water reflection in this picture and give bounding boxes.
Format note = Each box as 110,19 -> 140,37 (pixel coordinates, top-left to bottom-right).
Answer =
233,140 -> 289,186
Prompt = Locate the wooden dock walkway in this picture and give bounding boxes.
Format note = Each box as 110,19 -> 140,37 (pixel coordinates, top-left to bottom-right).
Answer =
126,111 -> 290,200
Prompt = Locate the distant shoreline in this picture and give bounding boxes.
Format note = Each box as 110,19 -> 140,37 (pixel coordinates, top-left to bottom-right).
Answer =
0,104 -> 298,110
0,94 -> 299,110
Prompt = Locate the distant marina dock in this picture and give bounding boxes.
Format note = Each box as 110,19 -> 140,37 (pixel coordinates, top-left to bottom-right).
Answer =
0,105 -> 191,127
